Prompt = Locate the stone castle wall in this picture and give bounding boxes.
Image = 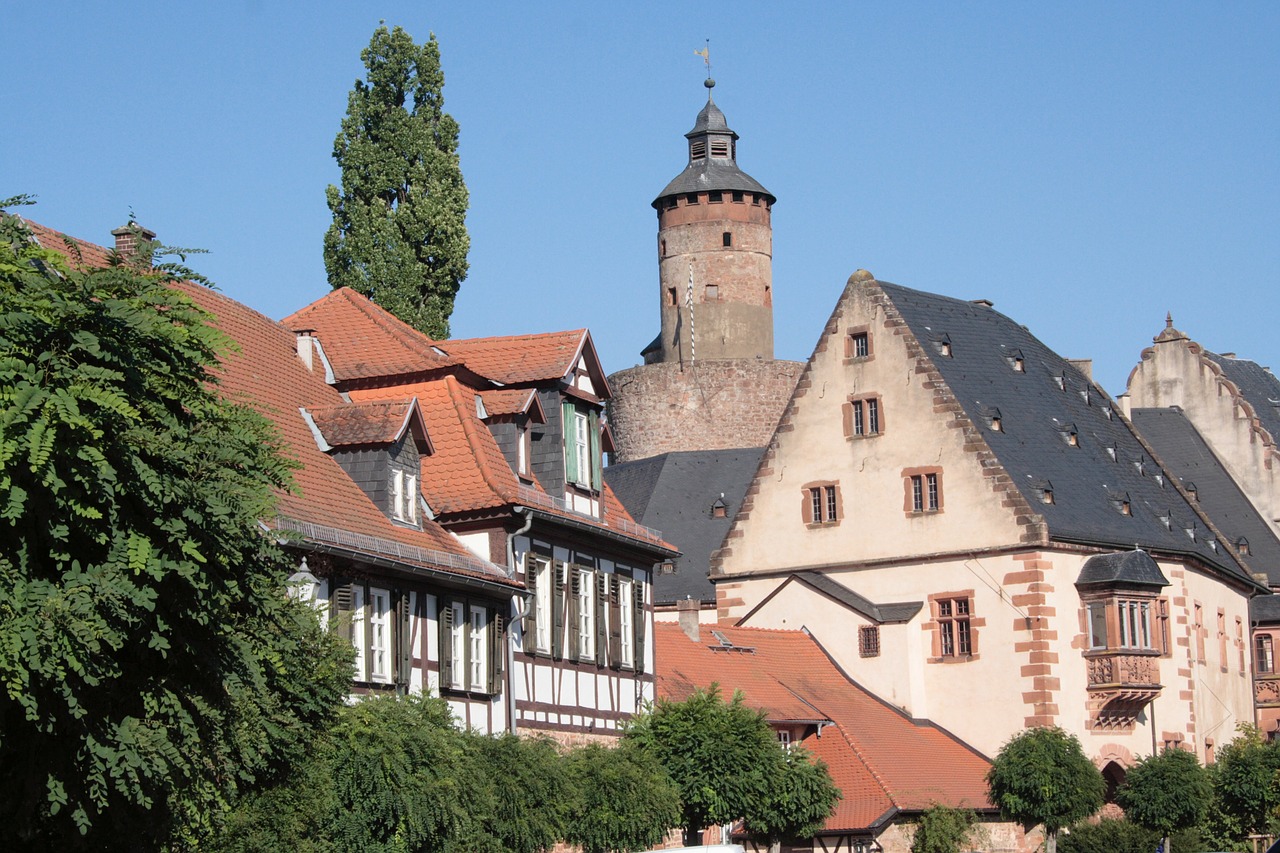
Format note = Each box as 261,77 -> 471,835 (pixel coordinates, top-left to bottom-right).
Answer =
607,359 -> 803,463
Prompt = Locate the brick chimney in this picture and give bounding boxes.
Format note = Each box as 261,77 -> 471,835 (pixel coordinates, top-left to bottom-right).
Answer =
110,222 -> 157,262
677,597 -> 700,643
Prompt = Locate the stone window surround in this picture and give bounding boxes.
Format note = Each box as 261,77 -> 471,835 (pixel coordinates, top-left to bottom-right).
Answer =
801,480 -> 842,527
924,589 -> 982,662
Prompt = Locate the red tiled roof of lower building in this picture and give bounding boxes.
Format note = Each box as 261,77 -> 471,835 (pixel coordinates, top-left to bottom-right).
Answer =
479,388 -> 543,420
441,330 -> 588,386
655,623 -> 993,832
283,287 -> 458,381
24,219 -> 512,588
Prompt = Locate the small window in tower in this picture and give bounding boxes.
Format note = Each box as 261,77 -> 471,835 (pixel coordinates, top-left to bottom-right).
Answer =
705,284 -> 719,300
664,197 -> 678,210
686,193 -> 699,205
722,231 -> 732,247
667,287 -> 677,307
708,191 -> 723,203
660,239 -> 667,257
690,140 -> 706,160
732,191 -> 744,203
711,140 -> 729,157
752,194 -> 762,205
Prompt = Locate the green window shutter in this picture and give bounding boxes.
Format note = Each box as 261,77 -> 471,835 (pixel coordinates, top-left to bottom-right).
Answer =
395,590 -> 412,691
595,572 -> 609,667
552,561 -> 565,659
489,608 -> 505,694
439,598 -> 454,690
608,575 -> 622,669
588,409 -> 602,490
633,580 -> 646,674
522,553 -> 537,655
562,401 -> 578,486
332,579 -> 355,644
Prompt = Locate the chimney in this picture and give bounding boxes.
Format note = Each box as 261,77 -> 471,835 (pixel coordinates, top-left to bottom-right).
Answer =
1066,358 -> 1093,381
295,330 -> 316,371
110,222 -> 157,262
677,597 -> 700,643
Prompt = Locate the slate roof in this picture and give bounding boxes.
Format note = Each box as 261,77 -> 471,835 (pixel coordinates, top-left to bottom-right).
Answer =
306,399 -> 427,448
1131,407 -> 1280,585
656,623 -> 994,832
791,572 -> 923,624
1251,594 -> 1280,624
653,93 -> 774,205
606,448 -> 766,604
284,288 -> 458,381
1203,351 -> 1280,450
27,219 -> 514,589
1076,550 -> 1171,588
878,281 -> 1258,588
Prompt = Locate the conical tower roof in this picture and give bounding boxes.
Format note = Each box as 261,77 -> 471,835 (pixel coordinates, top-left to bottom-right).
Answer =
653,80 -> 774,207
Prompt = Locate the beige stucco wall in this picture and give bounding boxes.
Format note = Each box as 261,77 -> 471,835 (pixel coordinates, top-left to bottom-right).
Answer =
1127,332 -> 1280,532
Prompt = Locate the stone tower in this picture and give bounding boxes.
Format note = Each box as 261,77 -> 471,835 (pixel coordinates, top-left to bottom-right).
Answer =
648,78 -> 777,365
608,81 -> 803,463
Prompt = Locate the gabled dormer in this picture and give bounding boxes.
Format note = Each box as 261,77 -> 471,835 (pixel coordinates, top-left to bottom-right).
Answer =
301,399 -> 433,527
477,388 -> 546,482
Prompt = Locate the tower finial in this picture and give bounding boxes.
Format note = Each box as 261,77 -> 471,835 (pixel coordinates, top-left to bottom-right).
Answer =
1166,311 -> 1173,328
694,40 -> 714,90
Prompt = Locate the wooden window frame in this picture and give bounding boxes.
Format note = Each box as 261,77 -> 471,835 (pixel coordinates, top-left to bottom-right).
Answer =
926,591 -> 982,662
1256,633 -> 1275,675
844,326 -> 874,362
1082,593 -> 1170,656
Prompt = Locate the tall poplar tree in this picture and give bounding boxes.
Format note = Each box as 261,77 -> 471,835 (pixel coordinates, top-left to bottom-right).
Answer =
324,24 -> 470,339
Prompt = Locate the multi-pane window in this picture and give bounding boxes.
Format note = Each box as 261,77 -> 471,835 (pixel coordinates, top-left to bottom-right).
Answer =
391,468 -> 417,523
778,730 -> 792,750
449,602 -> 466,689
868,399 -> 880,434
1257,634 -> 1275,674
1087,597 -> 1166,654
469,606 -> 488,689
859,625 -> 881,658
563,402 -> 601,491
938,598 -> 972,657
578,568 -> 595,659
1087,601 -> 1108,649
848,332 -> 870,359
1118,600 -> 1152,649
846,397 -> 882,437
806,484 -> 839,525
534,558 -> 552,653
368,588 -> 391,682
908,471 -> 942,513
619,579 -> 635,667
852,402 -> 864,435
574,413 -> 590,484
926,473 -> 939,510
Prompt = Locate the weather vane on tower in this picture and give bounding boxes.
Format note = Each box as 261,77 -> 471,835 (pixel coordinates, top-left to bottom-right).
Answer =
694,40 -> 714,88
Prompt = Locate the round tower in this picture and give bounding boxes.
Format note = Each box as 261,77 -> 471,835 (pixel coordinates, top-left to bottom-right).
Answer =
647,79 -> 776,365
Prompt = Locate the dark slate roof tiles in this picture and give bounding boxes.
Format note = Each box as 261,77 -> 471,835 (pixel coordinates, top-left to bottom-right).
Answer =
1203,352 -> 1280,449
878,281 -> 1254,585
1076,550 -> 1170,588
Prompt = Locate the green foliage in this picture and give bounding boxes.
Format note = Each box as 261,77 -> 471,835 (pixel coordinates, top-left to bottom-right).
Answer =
563,742 -> 681,853
625,684 -> 838,845
1207,724 -> 1280,842
986,726 -> 1105,851
0,210 -> 351,848
324,23 -> 470,339
1117,746 -> 1210,849
1054,817 -> 1210,853
910,803 -> 977,853
463,732 -> 571,853
744,744 -> 842,846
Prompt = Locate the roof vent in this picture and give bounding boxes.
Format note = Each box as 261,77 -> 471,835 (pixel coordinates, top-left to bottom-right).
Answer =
970,299 -> 994,308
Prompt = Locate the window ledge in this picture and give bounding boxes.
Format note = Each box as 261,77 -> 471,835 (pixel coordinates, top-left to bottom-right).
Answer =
928,654 -> 978,664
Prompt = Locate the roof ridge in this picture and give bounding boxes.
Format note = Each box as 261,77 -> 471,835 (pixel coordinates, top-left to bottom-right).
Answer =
339,287 -> 448,361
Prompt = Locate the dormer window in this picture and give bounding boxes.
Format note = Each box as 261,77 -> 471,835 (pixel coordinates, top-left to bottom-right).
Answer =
690,140 -> 706,160
1004,349 -> 1025,373
1237,537 -> 1251,557
1034,480 -> 1054,505
1108,492 -> 1132,516
1058,424 -> 1079,447
931,334 -> 952,358
391,468 -> 418,525
563,402 -> 602,492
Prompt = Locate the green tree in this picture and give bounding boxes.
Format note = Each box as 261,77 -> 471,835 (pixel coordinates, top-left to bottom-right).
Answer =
985,726 -> 1105,853
563,742 -> 681,853
743,745 -> 842,851
0,208 -> 351,849
1207,724 -> 1280,843
1116,746 -> 1210,853
324,23 -> 470,339
909,803 -> 977,853
626,685 -> 838,846
464,732 -> 572,853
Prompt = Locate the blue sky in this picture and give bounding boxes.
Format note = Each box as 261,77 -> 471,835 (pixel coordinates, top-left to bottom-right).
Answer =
4,2 -> 1277,396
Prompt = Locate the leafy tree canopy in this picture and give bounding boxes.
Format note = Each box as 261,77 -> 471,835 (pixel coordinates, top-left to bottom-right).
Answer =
909,803 -> 977,853
563,741 -> 681,853
0,206 -> 351,849
324,23 -> 470,339
1207,724 -> 1280,841
986,726 -> 1104,853
1116,746 -> 1210,853
463,732 -> 572,853
626,684 -> 838,846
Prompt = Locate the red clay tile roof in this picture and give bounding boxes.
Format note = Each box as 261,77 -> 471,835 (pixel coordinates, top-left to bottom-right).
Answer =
25,220 -> 513,588
441,329 -> 592,386
22,218 -> 114,268
479,388 -> 544,421
283,287 -> 458,381
656,623 -> 993,832
306,399 -> 429,449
